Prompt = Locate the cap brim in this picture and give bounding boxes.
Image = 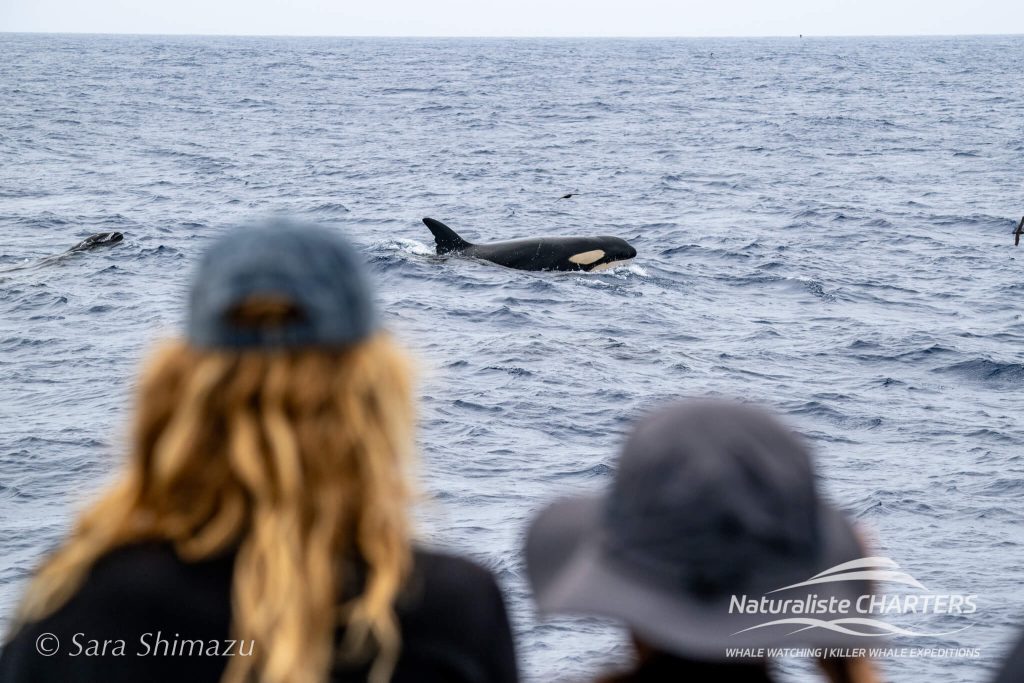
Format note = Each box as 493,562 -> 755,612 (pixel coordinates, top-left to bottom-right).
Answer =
525,496 -> 872,659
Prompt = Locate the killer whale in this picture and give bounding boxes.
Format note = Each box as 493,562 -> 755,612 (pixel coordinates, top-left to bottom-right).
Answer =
67,232 -> 124,252
0,232 -> 125,274
422,217 -> 636,272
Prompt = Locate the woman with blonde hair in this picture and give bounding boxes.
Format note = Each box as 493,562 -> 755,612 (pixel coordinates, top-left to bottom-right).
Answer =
0,219 -> 518,683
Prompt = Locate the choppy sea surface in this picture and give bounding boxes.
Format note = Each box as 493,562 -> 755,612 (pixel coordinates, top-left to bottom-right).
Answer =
1,33 -> 1023,682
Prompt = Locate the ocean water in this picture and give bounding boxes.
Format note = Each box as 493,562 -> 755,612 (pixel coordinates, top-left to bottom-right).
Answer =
1,33 -> 1023,682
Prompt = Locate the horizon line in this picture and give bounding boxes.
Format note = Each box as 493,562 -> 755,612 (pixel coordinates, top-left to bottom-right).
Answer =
3,30 -> 1024,40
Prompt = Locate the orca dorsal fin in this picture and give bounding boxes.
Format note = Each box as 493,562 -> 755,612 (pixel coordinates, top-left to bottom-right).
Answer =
423,217 -> 472,254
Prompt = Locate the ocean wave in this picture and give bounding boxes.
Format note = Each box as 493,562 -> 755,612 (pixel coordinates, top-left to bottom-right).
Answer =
934,358 -> 1024,384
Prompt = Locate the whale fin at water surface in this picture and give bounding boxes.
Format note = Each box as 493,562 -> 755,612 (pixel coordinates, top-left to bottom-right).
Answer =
423,217 -> 473,254
420,216 -> 636,272
1015,216 -> 1023,247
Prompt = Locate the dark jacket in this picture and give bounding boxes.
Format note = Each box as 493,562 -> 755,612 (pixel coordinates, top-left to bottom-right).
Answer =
0,542 -> 518,683
597,652 -> 775,683
993,630 -> 1024,683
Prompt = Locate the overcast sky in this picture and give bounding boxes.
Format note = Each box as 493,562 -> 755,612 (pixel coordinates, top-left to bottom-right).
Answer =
2,0 -> 1023,37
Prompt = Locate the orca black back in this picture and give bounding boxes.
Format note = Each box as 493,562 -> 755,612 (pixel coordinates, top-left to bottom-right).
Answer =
421,217 -> 636,272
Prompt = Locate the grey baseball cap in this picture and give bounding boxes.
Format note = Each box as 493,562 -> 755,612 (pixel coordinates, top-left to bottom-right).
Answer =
526,400 -> 869,659
187,218 -> 378,349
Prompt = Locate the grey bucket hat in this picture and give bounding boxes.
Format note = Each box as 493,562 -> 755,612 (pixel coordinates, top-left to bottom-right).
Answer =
187,218 -> 377,349
526,400 -> 870,659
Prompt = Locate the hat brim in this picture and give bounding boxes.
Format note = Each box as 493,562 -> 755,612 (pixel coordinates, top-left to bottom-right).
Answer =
525,495 -> 873,659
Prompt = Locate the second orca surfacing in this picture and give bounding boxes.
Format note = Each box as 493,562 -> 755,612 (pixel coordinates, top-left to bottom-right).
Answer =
422,217 -> 637,272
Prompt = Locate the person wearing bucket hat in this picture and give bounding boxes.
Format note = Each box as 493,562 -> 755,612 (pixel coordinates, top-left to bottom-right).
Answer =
526,400 -> 880,683
0,218 -> 518,683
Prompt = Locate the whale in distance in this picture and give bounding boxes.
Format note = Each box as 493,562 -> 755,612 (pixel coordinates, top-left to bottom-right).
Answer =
0,232 -> 125,275
68,232 -> 124,252
422,217 -> 636,272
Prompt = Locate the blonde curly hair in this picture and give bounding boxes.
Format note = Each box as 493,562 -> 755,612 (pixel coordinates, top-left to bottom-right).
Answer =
13,329 -> 416,683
